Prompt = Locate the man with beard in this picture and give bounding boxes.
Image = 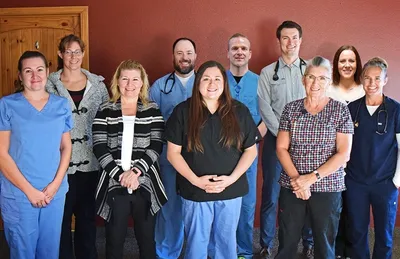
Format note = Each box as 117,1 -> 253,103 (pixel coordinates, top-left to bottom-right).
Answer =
257,21 -> 314,258
150,37 -> 197,259
226,33 -> 266,259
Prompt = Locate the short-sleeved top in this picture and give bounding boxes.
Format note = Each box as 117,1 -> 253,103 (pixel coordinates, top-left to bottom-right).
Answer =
227,70 -> 261,124
165,98 -> 259,202
278,98 -> 354,192
0,92 -> 73,201
346,96 -> 400,184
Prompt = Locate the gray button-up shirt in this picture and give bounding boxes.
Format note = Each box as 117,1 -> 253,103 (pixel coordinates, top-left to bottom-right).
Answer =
257,57 -> 306,136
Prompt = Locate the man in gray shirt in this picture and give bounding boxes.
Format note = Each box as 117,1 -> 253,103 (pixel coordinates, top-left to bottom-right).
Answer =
257,20 -> 313,258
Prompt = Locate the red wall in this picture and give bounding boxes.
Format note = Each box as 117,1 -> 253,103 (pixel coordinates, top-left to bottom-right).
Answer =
2,0 -> 400,226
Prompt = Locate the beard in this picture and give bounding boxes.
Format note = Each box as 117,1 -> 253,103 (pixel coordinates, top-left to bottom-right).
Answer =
173,59 -> 195,75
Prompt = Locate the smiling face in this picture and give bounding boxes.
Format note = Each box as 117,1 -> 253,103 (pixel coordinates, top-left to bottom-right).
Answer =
59,41 -> 84,71
19,57 -> 49,92
173,39 -> 197,76
199,66 -> 224,102
303,66 -> 331,99
338,49 -> 357,80
118,69 -> 143,99
278,28 -> 302,58
227,36 -> 252,68
362,66 -> 387,97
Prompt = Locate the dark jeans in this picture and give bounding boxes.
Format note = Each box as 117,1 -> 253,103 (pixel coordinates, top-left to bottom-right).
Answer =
260,131 -> 313,249
335,191 -> 352,257
275,188 -> 342,259
60,171 -> 98,259
105,192 -> 156,259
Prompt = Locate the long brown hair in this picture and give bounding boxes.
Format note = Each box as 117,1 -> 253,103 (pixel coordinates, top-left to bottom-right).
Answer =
187,60 -> 242,153
332,45 -> 362,85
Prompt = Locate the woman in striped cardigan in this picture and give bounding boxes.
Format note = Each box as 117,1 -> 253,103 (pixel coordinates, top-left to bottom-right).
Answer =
92,60 -> 167,259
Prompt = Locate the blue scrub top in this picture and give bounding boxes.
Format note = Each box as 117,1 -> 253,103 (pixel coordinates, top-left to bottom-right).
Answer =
346,96 -> 400,184
227,70 -> 261,124
0,92 -> 73,201
149,72 -> 195,122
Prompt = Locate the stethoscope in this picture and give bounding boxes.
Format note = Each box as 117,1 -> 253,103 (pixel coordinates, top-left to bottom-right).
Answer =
161,72 -> 176,94
272,58 -> 307,81
353,96 -> 388,135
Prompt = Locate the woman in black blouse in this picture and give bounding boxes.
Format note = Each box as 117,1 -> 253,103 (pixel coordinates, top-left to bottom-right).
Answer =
165,60 -> 258,259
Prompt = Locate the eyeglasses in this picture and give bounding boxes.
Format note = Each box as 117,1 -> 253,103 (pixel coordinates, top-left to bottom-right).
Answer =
305,74 -> 330,84
64,50 -> 83,56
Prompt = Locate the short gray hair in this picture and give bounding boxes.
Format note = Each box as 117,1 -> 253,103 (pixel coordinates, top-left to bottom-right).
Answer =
304,56 -> 332,77
361,57 -> 388,78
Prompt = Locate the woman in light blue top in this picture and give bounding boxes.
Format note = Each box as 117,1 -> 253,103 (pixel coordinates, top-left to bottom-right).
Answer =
0,51 -> 73,259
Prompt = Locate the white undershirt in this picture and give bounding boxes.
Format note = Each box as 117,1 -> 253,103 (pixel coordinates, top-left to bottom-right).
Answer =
121,115 -> 136,171
175,70 -> 195,88
366,105 -> 379,115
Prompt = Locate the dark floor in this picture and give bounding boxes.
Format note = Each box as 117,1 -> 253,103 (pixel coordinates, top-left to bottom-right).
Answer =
1,228 -> 400,258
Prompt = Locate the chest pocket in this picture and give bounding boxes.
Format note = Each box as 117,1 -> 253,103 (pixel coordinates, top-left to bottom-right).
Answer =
242,96 -> 258,116
269,79 -> 286,103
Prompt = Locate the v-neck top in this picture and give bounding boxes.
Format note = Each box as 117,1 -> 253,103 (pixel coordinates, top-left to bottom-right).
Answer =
278,98 -> 354,192
0,92 -> 73,201
347,96 -> 400,184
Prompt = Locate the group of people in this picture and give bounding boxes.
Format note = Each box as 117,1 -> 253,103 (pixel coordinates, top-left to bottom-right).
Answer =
0,19 -> 398,259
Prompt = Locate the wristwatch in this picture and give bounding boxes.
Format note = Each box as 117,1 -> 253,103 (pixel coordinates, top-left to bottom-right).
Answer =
314,170 -> 322,182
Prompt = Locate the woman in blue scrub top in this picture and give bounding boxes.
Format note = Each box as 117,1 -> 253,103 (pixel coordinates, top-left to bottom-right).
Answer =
346,57 -> 400,259
0,51 -> 73,259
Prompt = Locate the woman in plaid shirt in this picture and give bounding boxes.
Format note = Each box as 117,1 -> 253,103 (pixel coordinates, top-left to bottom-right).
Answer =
274,56 -> 354,259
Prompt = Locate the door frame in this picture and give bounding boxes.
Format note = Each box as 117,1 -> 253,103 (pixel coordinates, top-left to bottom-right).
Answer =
0,6 -> 89,68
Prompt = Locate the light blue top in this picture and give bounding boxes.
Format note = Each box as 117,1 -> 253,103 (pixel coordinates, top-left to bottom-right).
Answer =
227,70 -> 261,124
149,72 -> 195,121
0,92 -> 73,201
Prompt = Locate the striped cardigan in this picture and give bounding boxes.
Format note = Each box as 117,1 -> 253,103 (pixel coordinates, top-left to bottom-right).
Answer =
93,99 -> 167,221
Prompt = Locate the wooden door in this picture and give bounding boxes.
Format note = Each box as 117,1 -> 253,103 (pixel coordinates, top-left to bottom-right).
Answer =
0,6 -> 89,97
0,6 -> 89,230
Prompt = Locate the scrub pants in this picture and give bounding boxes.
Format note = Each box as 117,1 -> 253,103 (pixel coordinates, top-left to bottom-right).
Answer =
335,191 -> 351,257
275,188 -> 341,259
345,178 -> 398,259
182,197 -> 242,259
155,155 -> 184,259
237,152 -> 258,259
1,195 -> 66,259
260,131 -> 313,249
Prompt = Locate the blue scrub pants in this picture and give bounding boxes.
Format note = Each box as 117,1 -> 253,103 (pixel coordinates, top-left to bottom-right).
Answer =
182,197 -> 242,259
237,150 -> 258,258
345,177 -> 398,259
275,188 -> 341,259
155,154 -> 184,259
0,195 -> 66,259
260,131 -> 313,249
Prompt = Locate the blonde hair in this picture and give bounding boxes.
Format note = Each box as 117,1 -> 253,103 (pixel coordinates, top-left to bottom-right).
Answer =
110,60 -> 150,105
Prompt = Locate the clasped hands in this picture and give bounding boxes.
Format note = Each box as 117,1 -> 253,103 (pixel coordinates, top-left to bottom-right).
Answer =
27,181 -> 60,208
290,173 -> 316,200
119,167 -> 142,190
193,175 -> 236,194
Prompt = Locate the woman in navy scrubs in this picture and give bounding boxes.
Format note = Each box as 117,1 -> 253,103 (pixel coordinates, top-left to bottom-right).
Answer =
346,57 -> 400,259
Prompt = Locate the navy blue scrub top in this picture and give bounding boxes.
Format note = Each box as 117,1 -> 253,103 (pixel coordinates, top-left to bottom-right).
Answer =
346,96 -> 400,184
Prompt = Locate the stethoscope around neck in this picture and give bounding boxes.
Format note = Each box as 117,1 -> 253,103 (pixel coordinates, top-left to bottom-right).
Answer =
272,58 -> 307,81
160,71 -> 195,94
353,95 -> 388,135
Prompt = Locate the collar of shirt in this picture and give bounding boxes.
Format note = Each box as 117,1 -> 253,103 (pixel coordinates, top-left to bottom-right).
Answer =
279,56 -> 301,69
